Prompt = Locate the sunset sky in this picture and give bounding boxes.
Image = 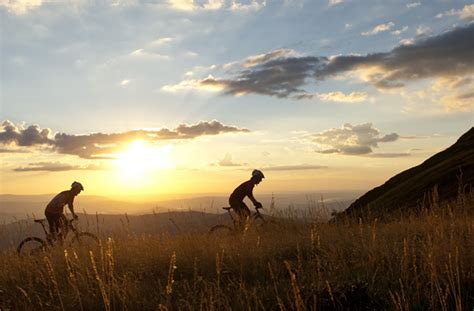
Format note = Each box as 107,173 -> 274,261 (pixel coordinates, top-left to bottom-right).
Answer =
1,0 -> 473,199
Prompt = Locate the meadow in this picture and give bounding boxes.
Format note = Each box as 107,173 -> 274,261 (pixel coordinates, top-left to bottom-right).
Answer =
0,192 -> 473,310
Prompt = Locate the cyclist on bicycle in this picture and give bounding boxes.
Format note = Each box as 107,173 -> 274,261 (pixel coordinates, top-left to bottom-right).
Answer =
229,170 -> 264,226
44,181 -> 83,241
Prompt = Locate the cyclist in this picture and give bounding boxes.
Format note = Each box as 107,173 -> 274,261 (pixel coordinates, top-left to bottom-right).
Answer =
229,170 -> 264,227
44,181 -> 83,241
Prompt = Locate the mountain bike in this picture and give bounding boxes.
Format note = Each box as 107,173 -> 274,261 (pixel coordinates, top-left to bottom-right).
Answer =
17,217 -> 99,255
208,206 -> 274,237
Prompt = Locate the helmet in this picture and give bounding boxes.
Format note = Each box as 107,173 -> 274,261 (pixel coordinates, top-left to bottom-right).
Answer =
71,181 -> 84,191
251,169 -> 265,179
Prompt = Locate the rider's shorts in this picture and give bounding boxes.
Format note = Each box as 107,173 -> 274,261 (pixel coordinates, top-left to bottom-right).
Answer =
45,211 -> 67,235
229,199 -> 251,219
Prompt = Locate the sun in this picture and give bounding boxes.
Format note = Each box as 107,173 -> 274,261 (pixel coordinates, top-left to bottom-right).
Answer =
115,140 -> 174,179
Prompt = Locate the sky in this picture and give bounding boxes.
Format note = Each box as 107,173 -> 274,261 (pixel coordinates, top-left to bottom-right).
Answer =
1,0 -> 473,200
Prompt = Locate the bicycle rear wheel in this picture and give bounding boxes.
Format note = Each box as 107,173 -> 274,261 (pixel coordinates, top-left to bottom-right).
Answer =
69,232 -> 99,250
17,237 -> 47,255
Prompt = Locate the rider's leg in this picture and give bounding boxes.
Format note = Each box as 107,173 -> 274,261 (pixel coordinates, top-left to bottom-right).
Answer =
240,203 -> 251,230
45,212 -> 60,242
230,200 -> 245,230
230,199 -> 252,231
57,214 -> 68,244
232,202 -> 250,231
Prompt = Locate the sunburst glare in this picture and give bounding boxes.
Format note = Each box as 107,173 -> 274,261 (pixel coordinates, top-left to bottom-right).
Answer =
115,140 -> 175,180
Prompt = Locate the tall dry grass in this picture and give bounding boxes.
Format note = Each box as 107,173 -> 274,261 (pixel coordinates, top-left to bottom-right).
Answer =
0,191 -> 473,310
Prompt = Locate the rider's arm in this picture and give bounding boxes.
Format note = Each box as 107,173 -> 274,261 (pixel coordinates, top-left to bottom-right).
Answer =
247,185 -> 262,208
67,196 -> 78,219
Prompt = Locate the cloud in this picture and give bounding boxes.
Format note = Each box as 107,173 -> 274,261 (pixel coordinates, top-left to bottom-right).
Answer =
296,91 -> 368,103
440,88 -> 474,111
1,120 -> 250,159
173,120 -> 249,138
400,135 -> 430,139
430,75 -> 474,111
436,4 -> 474,21
406,2 -> 420,9
166,24 -> 474,110
241,49 -> 300,68
314,24 -> 474,90
216,154 -> 246,167
0,120 -> 53,146
456,91 -> 474,100
167,0 -> 196,11
367,152 -> 410,158
416,25 -> 432,36
167,0 -> 265,12
166,49 -> 325,98
310,123 -> 400,156
460,4 -> 474,20
391,26 -> 409,36
162,75 -> 225,92
230,0 -> 266,12
13,162 -> 102,172
361,22 -> 395,36
168,0 -> 225,11
1,0 -> 142,14
184,51 -> 199,58
263,164 -> 327,171
129,49 -> 169,60
0,0 -> 43,14
151,37 -> 174,46
328,0 -> 343,6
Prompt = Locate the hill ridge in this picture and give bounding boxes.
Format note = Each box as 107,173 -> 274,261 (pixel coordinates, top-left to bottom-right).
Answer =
336,127 -> 474,221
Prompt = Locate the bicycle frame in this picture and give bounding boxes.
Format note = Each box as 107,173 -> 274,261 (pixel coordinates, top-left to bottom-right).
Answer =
222,207 -> 265,231
18,217 -> 99,255
34,218 -> 77,242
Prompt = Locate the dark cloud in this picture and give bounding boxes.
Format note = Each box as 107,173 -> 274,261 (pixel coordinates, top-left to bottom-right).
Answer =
263,164 -> 327,171
0,120 -> 53,146
315,23 -> 474,89
201,55 -> 324,98
457,91 -> 474,100
311,123 -> 401,156
175,24 -> 474,98
1,120 -> 250,159
13,162 -> 102,172
175,120 -> 250,138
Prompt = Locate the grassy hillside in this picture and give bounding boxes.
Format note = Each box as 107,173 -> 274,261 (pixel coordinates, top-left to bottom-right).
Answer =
0,192 -> 473,310
337,127 -> 474,221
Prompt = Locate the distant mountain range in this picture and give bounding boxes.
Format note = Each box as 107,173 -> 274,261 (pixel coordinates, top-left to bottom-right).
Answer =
0,191 -> 357,224
335,127 -> 474,221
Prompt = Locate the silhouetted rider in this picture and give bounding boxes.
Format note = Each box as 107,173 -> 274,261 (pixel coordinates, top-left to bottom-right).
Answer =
44,181 -> 83,241
229,170 -> 264,225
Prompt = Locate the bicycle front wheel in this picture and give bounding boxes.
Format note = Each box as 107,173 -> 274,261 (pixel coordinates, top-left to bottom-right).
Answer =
17,237 -> 47,255
69,232 -> 99,250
